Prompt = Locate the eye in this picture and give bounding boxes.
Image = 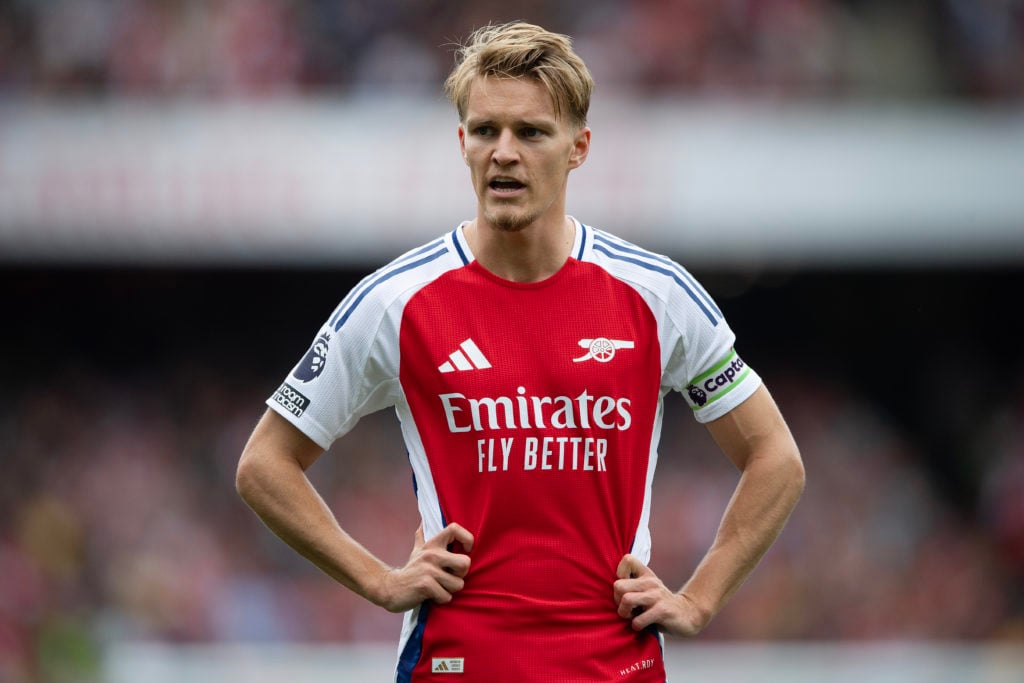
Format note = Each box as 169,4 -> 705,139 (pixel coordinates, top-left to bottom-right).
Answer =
520,127 -> 543,138
473,125 -> 495,136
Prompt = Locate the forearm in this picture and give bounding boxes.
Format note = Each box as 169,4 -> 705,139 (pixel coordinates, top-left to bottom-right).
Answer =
681,447 -> 804,623
236,446 -> 389,604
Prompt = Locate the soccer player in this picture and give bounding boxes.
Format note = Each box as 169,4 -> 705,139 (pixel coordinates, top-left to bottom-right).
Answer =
236,22 -> 804,682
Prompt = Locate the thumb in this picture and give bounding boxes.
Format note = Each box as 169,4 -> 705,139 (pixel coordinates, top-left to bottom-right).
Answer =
616,554 -> 649,580
413,524 -> 425,550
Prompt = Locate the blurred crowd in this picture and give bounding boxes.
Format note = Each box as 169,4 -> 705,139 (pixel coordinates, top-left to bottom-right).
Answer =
0,0 -> 1021,100
1,2 -> 1024,681
1,360 -> 1022,681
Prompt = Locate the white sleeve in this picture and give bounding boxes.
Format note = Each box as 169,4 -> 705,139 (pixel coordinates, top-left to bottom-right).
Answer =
588,228 -> 763,424
657,267 -> 762,424
266,277 -> 403,450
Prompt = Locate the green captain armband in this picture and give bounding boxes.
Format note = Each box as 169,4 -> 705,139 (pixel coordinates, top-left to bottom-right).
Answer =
684,349 -> 752,410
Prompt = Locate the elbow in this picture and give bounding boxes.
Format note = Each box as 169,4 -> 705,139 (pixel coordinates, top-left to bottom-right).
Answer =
785,444 -> 806,500
235,449 -> 261,504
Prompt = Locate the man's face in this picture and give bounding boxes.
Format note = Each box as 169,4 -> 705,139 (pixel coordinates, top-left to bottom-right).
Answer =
459,76 -> 589,232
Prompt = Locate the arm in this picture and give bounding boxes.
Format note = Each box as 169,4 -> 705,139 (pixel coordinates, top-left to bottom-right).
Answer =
236,408 -> 474,613
613,384 -> 805,635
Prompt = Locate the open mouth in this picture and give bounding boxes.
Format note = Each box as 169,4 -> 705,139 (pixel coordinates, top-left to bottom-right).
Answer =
488,178 -> 526,193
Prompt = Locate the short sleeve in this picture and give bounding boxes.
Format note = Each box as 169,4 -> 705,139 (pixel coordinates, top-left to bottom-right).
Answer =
658,275 -> 762,423
266,279 -> 403,450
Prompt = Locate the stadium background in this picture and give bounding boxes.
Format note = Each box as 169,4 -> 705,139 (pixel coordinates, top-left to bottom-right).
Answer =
1,1 -> 1023,681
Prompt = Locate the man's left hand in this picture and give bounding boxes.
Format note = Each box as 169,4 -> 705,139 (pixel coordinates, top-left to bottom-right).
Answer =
613,554 -> 710,637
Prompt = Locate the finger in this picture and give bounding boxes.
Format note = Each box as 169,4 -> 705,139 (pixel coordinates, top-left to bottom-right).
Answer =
613,580 -> 640,612
414,524 -> 425,549
434,571 -> 466,595
615,555 -> 633,580
616,592 -> 638,619
622,595 -> 666,632
422,567 -> 468,604
612,576 -> 635,605
616,554 -> 649,580
431,591 -> 454,605
440,522 -> 475,552
428,522 -> 475,554
446,552 -> 472,578
422,582 -> 455,605
613,564 -> 639,604
630,605 -> 660,632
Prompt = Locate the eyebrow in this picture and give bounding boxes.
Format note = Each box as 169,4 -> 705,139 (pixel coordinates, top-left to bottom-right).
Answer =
465,117 -> 556,129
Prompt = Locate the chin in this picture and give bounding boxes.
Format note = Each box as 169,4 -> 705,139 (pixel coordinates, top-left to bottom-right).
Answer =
485,207 -> 538,232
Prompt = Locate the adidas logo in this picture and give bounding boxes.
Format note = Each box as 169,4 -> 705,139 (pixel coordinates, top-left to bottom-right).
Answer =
431,657 -> 464,673
438,339 -> 491,373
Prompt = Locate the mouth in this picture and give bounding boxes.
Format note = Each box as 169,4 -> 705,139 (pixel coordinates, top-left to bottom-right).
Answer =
488,177 -> 526,195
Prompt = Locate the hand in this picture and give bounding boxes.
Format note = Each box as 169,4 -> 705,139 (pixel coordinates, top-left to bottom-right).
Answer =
613,554 -> 710,637
374,523 -> 475,613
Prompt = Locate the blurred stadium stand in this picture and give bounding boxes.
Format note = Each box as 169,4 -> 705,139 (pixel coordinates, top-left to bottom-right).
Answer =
1,1 -> 1023,682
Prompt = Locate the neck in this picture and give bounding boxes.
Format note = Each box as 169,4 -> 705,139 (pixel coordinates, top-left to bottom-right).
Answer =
465,215 -> 575,283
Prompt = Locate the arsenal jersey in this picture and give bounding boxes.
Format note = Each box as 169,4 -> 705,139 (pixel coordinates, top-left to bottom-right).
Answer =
267,219 -> 761,682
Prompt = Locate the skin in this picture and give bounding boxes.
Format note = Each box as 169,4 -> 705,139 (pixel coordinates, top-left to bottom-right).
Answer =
612,384 -> 804,636
236,72 -> 805,636
458,75 -> 590,283
237,409 -> 474,612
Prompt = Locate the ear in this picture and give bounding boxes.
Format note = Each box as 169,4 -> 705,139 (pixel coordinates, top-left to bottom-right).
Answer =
568,126 -> 591,170
458,124 -> 468,165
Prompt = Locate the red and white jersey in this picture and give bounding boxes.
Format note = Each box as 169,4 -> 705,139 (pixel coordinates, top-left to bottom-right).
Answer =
267,219 -> 761,682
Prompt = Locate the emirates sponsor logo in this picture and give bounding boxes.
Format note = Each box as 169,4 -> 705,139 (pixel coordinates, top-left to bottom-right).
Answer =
439,386 -> 632,434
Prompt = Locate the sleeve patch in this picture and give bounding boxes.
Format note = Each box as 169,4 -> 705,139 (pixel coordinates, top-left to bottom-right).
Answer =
270,382 -> 311,418
684,349 -> 751,410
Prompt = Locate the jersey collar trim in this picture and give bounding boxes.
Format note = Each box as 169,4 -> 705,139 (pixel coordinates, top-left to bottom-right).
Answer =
452,217 -> 586,266
571,217 -> 588,261
450,223 -> 473,265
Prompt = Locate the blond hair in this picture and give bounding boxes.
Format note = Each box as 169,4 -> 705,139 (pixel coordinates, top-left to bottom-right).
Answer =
444,22 -> 594,128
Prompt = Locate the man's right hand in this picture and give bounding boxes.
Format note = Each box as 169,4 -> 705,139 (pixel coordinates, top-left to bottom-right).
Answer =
373,523 -> 475,613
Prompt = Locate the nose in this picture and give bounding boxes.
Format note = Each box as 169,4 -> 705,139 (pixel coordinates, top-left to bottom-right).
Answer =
492,129 -> 519,166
